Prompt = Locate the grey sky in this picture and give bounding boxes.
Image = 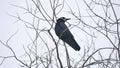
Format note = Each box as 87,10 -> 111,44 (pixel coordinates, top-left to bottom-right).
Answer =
0,0 -> 120,68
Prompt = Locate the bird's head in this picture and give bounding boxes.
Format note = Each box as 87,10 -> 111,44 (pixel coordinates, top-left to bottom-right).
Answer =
57,17 -> 70,23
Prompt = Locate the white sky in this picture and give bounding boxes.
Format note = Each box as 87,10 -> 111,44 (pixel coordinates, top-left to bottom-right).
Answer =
0,0 -> 27,68
0,0 -> 120,68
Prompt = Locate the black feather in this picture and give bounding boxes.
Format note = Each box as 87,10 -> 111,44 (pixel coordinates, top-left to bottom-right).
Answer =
55,17 -> 80,51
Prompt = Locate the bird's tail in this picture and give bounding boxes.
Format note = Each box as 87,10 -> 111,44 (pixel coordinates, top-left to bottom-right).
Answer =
64,38 -> 80,51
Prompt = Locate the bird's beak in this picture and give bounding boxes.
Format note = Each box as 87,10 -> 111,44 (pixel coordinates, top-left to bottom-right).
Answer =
65,18 -> 71,21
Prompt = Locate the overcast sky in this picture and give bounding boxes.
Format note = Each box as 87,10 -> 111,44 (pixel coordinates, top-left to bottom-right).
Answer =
0,0 -> 120,68
0,0 -> 87,67
0,0 -> 26,68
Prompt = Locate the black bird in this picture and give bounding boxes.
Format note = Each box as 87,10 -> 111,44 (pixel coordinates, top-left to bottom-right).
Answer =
55,17 -> 80,51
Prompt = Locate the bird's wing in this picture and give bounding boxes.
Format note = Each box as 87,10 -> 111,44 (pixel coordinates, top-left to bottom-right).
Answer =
59,23 -> 73,39
59,23 -> 80,50
55,22 -> 80,51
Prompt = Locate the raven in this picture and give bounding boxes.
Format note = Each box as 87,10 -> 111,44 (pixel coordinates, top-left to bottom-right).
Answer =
55,17 -> 80,51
